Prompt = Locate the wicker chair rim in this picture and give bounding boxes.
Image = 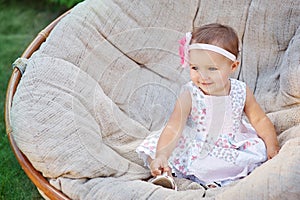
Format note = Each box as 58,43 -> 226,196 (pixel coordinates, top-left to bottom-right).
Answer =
5,10 -> 71,200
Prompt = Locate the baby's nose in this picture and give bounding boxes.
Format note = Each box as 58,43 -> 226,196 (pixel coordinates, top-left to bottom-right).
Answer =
199,71 -> 209,80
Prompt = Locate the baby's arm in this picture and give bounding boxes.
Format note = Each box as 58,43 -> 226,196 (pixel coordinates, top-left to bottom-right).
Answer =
150,90 -> 192,176
244,86 -> 280,159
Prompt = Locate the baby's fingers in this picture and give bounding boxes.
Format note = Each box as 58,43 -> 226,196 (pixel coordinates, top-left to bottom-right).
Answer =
150,161 -> 162,176
151,168 -> 162,176
151,165 -> 171,176
267,149 -> 279,160
150,156 -> 170,176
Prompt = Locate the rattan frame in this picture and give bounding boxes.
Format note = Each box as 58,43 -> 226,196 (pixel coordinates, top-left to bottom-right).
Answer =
5,10 -> 71,200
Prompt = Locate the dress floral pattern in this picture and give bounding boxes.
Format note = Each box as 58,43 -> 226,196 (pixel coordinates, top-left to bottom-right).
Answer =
136,79 -> 267,184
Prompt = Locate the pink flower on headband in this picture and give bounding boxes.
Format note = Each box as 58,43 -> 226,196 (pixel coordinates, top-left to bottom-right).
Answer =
179,36 -> 186,65
179,32 -> 192,68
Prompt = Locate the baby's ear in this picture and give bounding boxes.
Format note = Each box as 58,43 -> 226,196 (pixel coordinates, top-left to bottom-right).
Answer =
231,61 -> 240,72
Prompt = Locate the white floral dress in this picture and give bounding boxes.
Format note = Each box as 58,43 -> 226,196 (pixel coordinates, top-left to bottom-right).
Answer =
136,79 -> 267,185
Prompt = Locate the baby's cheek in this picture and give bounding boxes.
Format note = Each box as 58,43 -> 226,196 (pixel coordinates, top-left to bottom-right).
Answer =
190,71 -> 199,80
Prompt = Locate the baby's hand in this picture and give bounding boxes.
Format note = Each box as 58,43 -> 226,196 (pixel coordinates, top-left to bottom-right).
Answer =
267,145 -> 280,160
149,156 -> 170,177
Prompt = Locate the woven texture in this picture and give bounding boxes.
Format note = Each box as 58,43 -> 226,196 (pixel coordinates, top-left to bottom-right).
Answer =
11,0 -> 300,199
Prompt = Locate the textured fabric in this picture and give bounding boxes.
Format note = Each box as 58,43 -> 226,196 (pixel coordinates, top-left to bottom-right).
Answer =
136,79 -> 266,185
10,0 -> 300,199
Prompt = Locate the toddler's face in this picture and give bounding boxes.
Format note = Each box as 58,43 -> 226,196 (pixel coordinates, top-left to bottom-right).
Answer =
189,49 -> 237,96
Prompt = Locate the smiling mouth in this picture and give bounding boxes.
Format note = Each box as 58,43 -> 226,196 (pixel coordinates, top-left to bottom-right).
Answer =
201,82 -> 213,86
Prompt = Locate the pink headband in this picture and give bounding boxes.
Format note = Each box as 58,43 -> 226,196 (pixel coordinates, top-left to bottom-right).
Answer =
179,32 -> 237,68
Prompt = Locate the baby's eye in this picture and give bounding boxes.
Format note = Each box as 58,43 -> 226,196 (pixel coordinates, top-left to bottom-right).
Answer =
208,67 -> 218,71
191,66 -> 199,71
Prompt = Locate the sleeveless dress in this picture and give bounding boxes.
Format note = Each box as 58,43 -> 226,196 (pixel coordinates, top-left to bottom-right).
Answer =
136,79 -> 267,185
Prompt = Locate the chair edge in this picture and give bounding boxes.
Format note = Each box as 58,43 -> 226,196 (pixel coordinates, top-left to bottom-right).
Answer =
5,10 -> 71,200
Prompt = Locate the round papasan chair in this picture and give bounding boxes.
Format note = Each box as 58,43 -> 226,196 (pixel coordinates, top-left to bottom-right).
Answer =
5,0 -> 300,199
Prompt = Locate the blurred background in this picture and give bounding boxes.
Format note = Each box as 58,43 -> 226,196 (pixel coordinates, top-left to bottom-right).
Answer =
0,0 -> 82,199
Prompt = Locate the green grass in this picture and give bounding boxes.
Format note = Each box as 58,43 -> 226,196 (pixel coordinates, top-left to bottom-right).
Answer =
0,0 -> 65,199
